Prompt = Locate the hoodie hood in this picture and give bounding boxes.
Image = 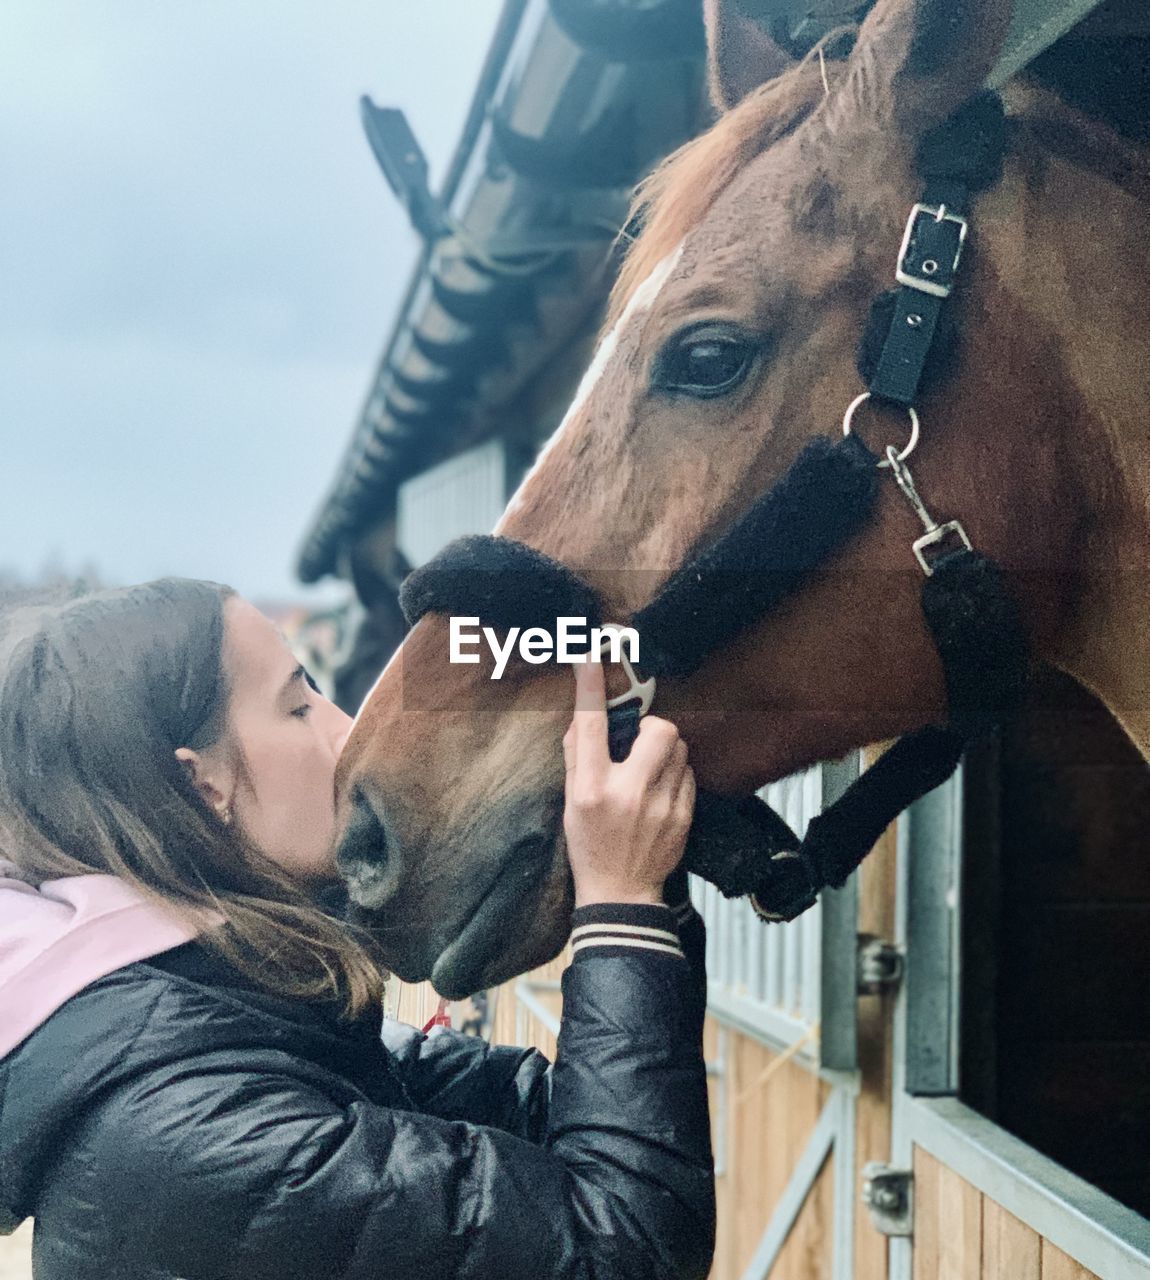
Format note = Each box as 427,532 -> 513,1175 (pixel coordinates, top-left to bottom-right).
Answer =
0,859 -> 200,1060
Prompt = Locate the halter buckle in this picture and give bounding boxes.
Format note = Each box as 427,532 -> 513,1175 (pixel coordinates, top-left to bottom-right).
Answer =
596,623 -> 656,716
896,203 -> 968,299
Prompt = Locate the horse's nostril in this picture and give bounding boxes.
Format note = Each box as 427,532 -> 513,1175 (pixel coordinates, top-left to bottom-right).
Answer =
336,789 -> 395,912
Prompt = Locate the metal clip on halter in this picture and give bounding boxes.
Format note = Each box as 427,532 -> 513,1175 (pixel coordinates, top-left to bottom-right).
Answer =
884,445 -> 972,574
596,622 -> 656,715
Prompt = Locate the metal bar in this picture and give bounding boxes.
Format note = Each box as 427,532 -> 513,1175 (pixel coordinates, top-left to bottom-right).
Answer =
902,765 -> 963,1095
831,1087 -> 857,1280
988,0 -> 1107,89
733,898 -> 746,997
718,890 -> 734,990
705,986 -> 817,1057
905,1095 -> 1150,1280
888,779 -> 916,1280
748,888 -> 766,1003
818,754 -> 860,1072
783,913 -> 801,1017
800,896 -> 820,1026
513,978 -> 561,1038
766,903 -> 784,1009
739,1094 -> 839,1280
704,880 -> 718,975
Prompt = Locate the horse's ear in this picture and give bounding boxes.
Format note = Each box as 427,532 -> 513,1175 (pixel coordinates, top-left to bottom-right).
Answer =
704,0 -> 795,113
835,0 -> 1012,133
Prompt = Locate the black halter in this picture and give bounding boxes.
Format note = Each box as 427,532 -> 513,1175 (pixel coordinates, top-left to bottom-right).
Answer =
400,92 -> 1026,922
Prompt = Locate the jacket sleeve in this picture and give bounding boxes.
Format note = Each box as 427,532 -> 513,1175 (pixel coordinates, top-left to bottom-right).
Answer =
380,1019 -> 551,1142
382,876 -> 709,1145
664,866 -> 708,1036
77,902 -> 714,1280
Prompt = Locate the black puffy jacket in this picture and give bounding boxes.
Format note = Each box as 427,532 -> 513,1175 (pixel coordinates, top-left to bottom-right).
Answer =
0,901 -> 714,1279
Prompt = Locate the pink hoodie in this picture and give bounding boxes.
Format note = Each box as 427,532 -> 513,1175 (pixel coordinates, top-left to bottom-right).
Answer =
0,859 -> 201,1059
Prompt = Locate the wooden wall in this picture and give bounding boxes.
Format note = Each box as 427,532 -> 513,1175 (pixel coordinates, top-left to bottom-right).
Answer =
913,1150 -> 1101,1280
707,1025 -> 834,1280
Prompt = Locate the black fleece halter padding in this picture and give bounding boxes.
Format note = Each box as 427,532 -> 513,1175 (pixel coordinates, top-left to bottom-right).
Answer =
916,91 -> 1007,207
920,549 -> 1028,738
399,534 -> 604,638
630,432 -> 878,677
400,432 -> 880,681
399,431 -> 895,921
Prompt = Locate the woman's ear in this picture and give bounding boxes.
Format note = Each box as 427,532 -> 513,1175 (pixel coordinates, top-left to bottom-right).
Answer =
175,747 -> 235,826
704,0 -> 795,113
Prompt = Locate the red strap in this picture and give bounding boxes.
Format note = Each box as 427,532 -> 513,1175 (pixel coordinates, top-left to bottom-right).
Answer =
422,997 -> 451,1033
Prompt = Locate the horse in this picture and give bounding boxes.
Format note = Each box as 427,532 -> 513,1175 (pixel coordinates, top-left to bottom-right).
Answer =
334,0 -> 1150,998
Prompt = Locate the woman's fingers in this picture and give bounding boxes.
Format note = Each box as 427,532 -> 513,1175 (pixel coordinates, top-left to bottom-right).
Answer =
567,660 -> 609,785
564,663 -> 691,801
624,715 -> 686,790
562,664 -> 697,906
674,763 -> 697,823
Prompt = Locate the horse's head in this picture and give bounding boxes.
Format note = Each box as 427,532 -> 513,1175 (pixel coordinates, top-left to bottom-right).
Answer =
337,0 -> 1102,995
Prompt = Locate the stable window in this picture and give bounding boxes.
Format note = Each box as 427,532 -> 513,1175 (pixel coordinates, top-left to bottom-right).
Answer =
396,439 -> 518,568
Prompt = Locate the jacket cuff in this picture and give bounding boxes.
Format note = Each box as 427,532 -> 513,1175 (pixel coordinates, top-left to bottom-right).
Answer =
570,903 -> 686,962
668,898 -> 701,930
662,867 -> 701,927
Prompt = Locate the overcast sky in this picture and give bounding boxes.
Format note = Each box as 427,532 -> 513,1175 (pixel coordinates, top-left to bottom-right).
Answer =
1,2 -> 504,604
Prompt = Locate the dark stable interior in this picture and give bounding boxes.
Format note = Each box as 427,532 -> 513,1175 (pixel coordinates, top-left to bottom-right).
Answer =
961,667 -> 1150,1218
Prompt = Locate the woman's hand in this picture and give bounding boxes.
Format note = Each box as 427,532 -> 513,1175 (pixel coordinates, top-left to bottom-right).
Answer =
562,658 -> 696,908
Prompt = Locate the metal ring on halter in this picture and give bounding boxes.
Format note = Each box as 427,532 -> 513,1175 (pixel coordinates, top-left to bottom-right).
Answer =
596,623 -> 656,716
841,392 -> 920,467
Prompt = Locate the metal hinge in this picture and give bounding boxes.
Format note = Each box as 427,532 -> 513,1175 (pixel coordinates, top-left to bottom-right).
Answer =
857,933 -> 905,994
861,1162 -> 914,1237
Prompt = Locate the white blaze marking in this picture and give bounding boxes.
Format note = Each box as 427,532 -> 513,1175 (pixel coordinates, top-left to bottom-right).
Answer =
496,243 -> 684,526
347,244 -> 685,736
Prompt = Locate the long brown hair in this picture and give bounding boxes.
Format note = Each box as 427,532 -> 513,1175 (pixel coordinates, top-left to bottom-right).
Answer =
0,578 -> 386,1019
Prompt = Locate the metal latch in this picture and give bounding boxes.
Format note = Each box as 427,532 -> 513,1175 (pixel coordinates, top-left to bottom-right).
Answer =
861,1163 -> 913,1237
857,934 -> 905,994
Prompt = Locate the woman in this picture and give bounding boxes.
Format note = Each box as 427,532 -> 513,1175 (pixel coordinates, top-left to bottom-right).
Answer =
0,578 -> 714,1280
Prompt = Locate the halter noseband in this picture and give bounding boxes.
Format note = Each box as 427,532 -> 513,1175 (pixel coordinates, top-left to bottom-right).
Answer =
400,92 -> 1027,923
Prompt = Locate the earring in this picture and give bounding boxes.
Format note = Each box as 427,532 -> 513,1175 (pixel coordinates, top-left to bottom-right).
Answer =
217,804 -> 232,826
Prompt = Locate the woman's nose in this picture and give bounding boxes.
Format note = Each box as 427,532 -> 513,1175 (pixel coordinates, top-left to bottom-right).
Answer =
332,705 -> 354,756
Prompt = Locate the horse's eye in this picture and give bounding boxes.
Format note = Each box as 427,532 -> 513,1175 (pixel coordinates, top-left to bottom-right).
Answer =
653,327 -> 757,399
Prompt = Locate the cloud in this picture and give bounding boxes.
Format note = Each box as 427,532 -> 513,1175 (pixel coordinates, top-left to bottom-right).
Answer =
0,0 -> 504,599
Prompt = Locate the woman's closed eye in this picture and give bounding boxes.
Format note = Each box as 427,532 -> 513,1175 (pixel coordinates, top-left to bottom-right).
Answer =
290,669 -> 321,718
